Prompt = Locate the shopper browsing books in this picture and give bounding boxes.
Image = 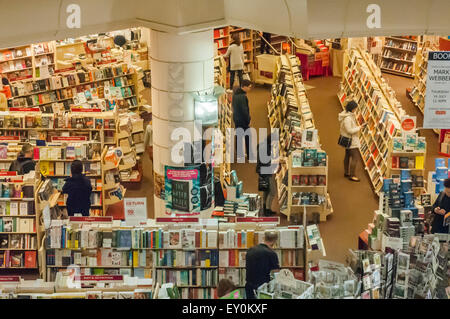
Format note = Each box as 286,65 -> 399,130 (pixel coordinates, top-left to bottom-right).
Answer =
9,143 -> 36,175
217,278 -> 242,299
223,33 -> 245,90
431,178 -> 450,234
62,160 -> 92,216
256,133 -> 279,216
245,231 -> 280,299
232,79 -> 253,160
338,100 -> 365,182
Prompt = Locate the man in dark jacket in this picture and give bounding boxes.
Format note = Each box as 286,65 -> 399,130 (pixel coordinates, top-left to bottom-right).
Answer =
431,178 -> 450,234
62,160 -> 92,216
9,143 -> 35,174
232,79 -> 253,160
245,231 -> 280,299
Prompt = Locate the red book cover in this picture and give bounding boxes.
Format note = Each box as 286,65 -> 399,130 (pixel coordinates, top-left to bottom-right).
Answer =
229,249 -> 235,267
33,147 -> 39,160
97,249 -> 102,266
195,231 -> 200,248
24,251 -> 36,268
237,233 -> 242,248
392,156 -> 399,169
150,231 -> 154,248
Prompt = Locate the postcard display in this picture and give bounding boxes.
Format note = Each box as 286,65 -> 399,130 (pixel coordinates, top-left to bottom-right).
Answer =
267,54 -> 333,222
338,47 -> 429,195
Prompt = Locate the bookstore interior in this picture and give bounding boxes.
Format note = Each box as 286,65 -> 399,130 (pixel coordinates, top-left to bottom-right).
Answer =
0,24 -> 448,300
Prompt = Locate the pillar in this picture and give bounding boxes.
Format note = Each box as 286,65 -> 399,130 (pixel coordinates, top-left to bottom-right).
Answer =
150,29 -> 215,218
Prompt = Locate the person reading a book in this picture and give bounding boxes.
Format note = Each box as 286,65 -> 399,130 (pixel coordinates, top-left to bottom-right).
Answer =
223,33 -> 245,90
245,231 -> 280,299
62,160 -> 92,216
9,143 -> 35,175
338,100 -> 365,182
431,178 -> 450,234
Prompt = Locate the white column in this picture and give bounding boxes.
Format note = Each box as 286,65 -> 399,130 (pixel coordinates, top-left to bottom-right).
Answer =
150,29 -> 214,218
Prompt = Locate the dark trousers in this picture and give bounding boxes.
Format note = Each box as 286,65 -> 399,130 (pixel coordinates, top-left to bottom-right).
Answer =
236,126 -> 251,160
344,148 -> 359,176
245,283 -> 256,299
260,32 -> 271,54
230,69 -> 243,90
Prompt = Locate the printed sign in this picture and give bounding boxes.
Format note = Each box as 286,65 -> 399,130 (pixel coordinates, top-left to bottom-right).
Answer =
165,165 -> 201,216
156,217 -> 199,224
73,275 -> 123,282
69,216 -> 113,223
70,108 -> 102,112
400,116 -> 416,132
236,217 -> 280,223
124,197 -> 147,226
0,276 -> 20,282
9,107 -> 40,112
51,136 -> 87,142
424,51 -> 450,128
0,136 -> 20,141
0,172 -> 18,176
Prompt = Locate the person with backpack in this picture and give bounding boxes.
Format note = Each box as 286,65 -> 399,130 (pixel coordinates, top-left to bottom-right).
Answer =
62,160 -> 92,216
9,143 -> 36,174
431,178 -> 450,234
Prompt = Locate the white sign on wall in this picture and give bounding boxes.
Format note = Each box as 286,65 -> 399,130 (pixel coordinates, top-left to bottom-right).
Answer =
423,51 -> 450,129
124,197 -> 147,226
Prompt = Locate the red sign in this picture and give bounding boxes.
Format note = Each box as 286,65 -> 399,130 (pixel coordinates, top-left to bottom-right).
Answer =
0,171 -> 18,176
156,217 -> 199,223
70,108 -> 102,112
51,136 -> 87,142
0,276 -> 21,282
236,217 -> 280,223
0,136 -> 20,141
54,67 -> 75,73
73,275 -> 123,282
9,107 -> 40,112
401,118 -> 415,131
69,216 -> 113,223
436,111 -> 446,115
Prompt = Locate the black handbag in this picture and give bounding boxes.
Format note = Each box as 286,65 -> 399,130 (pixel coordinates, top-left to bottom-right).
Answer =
258,175 -> 270,192
338,135 -> 352,148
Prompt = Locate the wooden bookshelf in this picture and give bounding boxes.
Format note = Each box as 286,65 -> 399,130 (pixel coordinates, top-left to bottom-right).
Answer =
379,36 -> 418,78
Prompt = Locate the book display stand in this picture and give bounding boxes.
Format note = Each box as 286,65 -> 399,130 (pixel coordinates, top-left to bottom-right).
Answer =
379,36 -> 418,78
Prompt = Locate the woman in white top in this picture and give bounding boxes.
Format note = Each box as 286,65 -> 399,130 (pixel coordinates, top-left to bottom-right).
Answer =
223,34 -> 245,90
338,100 -> 366,182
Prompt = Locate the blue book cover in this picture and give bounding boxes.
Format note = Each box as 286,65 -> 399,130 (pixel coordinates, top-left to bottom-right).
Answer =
403,192 -> 415,208
436,167 -> 448,180
400,170 -> 411,181
383,179 -> 393,194
119,230 -> 132,248
400,180 -> 412,193
435,158 -> 446,169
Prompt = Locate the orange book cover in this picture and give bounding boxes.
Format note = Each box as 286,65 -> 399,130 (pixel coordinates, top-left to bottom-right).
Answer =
24,251 -> 36,268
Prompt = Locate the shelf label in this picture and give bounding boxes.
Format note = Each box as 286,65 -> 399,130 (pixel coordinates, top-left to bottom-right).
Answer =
424,51 -> 450,129
0,276 -> 21,282
51,136 -> 87,142
236,217 -> 280,223
9,107 -> 40,112
156,217 -> 199,223
74,275 -> 123,282
0,171 -> 18,176
0,136 -> 20,141
70,108 -> 102,112
69,216 -> 113,223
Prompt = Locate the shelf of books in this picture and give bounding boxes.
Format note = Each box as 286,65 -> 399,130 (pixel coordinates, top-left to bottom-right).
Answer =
287,151 -> 332,222
338,47 -> 415,194
253,33 -> 288,55
379,36 -> 418,78
214,55 -> 232,187
0,171 -> 39,271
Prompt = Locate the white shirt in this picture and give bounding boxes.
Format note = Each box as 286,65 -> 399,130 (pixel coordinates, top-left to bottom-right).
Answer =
224,44 -> 245,71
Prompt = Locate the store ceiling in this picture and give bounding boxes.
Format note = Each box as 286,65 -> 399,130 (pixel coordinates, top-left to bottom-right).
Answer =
0,0 -> 449,48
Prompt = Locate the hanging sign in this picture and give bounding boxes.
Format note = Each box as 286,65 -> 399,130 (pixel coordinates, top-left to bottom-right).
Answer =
0,276 -> 20,282
70,108 -> 102,112
156,217 -> 199,224
51,136 -> 87,142
0,136 -> 20,141
69,216 -> 113,223
124,197 -> 147,226
236,217 -> 280,224
9,107 -> 40,112
73,275 -> 123,282
423,51 -> 450,129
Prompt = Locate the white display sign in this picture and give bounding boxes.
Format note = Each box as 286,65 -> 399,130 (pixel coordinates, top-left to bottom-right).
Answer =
124,197 -> 147,226
423,51 -> 450,129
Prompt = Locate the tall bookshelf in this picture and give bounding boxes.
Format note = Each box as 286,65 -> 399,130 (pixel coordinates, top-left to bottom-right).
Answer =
0,173 -> 39,272
253,32 -> 288,55
379,36 -> 418,78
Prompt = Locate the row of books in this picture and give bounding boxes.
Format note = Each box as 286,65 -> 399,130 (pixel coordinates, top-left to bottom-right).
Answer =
291,192 -> 326,206
218,249 -> 303,268
0,250 -> 36,268
392,134 -> 426,152
0,114 -> 116,130
154,249 -> 218,267
0,234 -> 37,249
292,175 -> 326,186
0,217 -> 36,233
291,149 -> 327,168
382,50 -> 414,61
381,61 -> 413,74
384,39 -> 417,52
9,63 -> 131,98
46,227 -> 219,250
36,144 -> 102,161
49,177 -> 102,192
391,156 -> 425,169
0,183 -> 34,199
0,46 -> 32,62
39,161 -> 101,177
0,201 -> 34,218
154,269 -> 218,287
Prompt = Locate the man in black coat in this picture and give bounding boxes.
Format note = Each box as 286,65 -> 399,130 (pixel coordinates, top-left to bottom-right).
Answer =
232,79 -> 253,161
9,143 -> 35,174
62,160 -> 92,216
431,178 -> 450,234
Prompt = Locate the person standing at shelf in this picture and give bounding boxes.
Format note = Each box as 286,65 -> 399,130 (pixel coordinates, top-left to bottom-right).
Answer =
9,143 -> 36,174
256,132 -> 279,216
338,100 -> 366,182
223,33 -> 244,90
260,32 -> 272,54
431,178 -> 450,234
62,160 -> 92,216
232,79 -> 253,160
245,231 -> 280,299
